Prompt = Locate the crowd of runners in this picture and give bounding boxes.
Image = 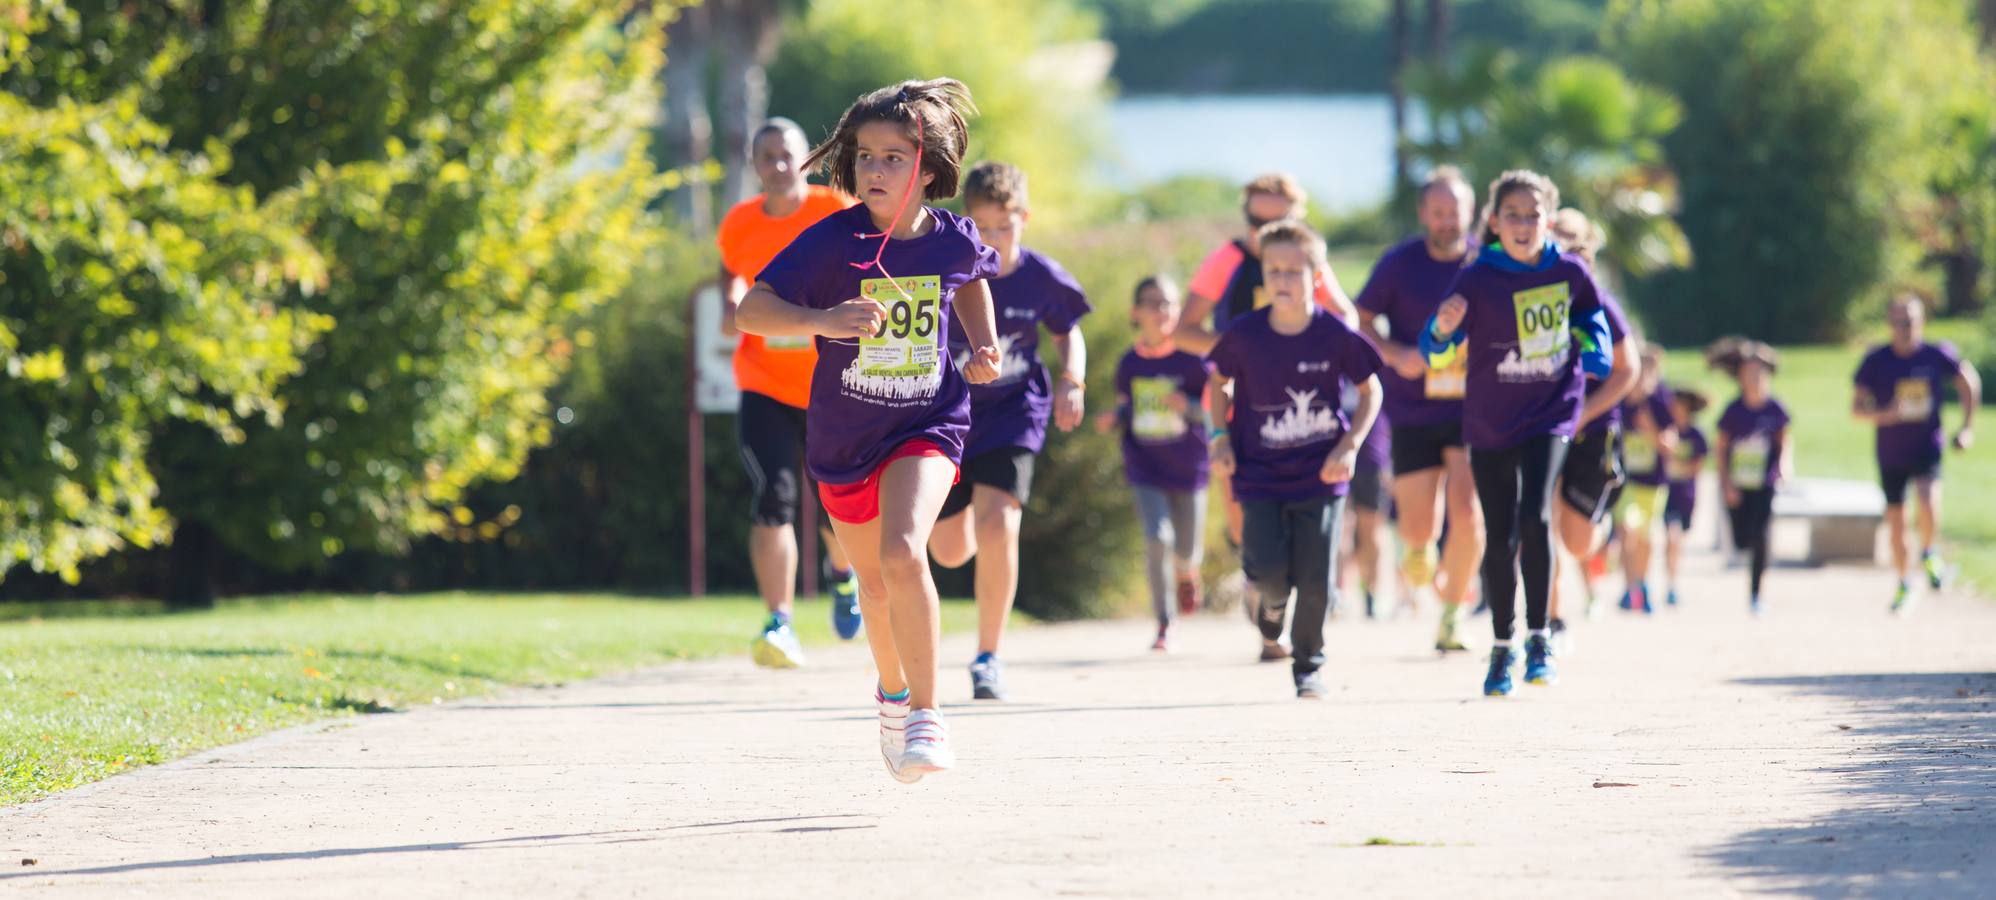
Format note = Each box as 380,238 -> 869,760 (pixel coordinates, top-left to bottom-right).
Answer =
719,78 -> 1981,782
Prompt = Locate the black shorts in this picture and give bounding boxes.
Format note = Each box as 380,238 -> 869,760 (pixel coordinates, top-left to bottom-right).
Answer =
1351,455 -> 1391,513
1559,427 -> 1625,524
1390,421 -> 1464,475
738,390 -> 811,527
939,446 -> 1036,520
1879,456 -> 1943,506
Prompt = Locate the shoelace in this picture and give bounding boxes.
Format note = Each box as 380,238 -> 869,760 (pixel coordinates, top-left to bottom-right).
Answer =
848,107 -> 925,305
903,715 -> 946,747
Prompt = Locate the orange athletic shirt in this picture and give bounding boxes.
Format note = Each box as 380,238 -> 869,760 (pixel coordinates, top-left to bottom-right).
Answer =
717,185 -> 856,409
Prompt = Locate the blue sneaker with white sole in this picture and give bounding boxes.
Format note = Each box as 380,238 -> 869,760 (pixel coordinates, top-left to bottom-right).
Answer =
830,570 -> 863,640
1483,645 -> 1517,697
1524,634 -> 1558,685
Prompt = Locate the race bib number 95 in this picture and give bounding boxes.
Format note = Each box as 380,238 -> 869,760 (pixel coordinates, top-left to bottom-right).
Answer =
858,276 -> 942,378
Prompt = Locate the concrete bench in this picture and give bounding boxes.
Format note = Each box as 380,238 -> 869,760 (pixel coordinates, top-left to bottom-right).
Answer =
1771,478 -> 1885,564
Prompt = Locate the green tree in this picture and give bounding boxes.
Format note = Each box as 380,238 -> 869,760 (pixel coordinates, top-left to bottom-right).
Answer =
0,7 -> 329,585
1614,0 -> 1995,342
9,2 -> 674,605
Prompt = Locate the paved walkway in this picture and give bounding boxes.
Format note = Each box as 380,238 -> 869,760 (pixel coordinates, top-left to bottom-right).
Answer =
3,527 -> 1993,897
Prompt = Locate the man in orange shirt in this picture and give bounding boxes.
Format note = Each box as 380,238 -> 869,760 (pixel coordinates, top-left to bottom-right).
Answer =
716,118 -> 860,668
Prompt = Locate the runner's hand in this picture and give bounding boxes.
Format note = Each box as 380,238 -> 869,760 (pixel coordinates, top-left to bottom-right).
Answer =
821,298 -> 887,339
1390,345 -> 1428,380
1320,442 -> 1358,485
1054,380 -> 1085,432
1210,435 -> 1234,477
1725,486 -> 1742,508
1954,427 -> 1974,452
962,345 -> 1002,384
1433,295 -> 1468,336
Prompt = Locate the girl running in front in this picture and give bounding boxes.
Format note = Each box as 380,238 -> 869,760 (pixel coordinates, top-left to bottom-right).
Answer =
1419,170 -> 1632,696
1662,388 -> 1711,607
1713,340 -> 1791,616
1103,276 -> 1210,651
1614,347 -> 1679,613
926,161 -> 1091,700
735,79 -> 1002,782
1208,220 -> 1383,699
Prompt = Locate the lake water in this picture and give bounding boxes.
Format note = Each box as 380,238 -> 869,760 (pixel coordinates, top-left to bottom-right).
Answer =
1104,94 -> 1402,213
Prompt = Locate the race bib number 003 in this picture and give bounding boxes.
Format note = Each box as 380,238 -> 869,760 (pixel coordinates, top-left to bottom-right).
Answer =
858,276 -> 942,378
1511,282 -> 1572,363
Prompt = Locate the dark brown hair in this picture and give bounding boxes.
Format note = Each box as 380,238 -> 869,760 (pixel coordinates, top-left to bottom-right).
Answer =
1255,218 -> 1329,272
962,160 -> 1028,212
1672,387 -> 1711,416
1479,169 -> 1560,247
804,78 -> 976,201
1705,336 -> 1780,378
1130,274 -> 1180,326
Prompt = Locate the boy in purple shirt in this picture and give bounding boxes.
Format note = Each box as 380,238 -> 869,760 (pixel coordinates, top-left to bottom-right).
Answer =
927,162 -> 1091,701
1712,340 -> 1791,615
1851,296 -> 1981,612
1209,221 -> 1383,699
1421,170 -> 1633,696
1355,166 -> 1481,652
1662,388 -> 1710,609
738,79 -> 1002,783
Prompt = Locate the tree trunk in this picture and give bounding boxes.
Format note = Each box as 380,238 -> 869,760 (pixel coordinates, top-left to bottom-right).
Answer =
661,3 -> 714,234
1982,0 -> 1996,49
1426,0 -> 1449,63
166,519 -> 219,611
714,0 -> 784,208
1389,0 -> 1410,192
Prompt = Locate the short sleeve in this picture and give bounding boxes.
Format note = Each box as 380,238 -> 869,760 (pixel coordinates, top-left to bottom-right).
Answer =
969,240 -> 1002,282
1189,243 -> 1243,301
1114,354 -> 1133,397
1599,292 -> 1631,343
1342,323 -> 1385,383
756,219 -> 833,309
1354,253 -> 1395,316
1774,401 -> 1793,431
1852,351 -> 1879,388
1567,258 -> 1604,318
1040,256 -> 1092,333
1937,341 -> 1965,372
1208,328 -> 1242,380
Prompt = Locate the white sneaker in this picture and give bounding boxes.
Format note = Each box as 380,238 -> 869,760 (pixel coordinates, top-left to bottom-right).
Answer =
897,709 -> 955,780
877,689 -> 916,782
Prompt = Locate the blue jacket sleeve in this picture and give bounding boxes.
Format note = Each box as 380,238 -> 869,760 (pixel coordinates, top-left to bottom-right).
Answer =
1576,308 -> 1613,379
1418,315 -> 1467,368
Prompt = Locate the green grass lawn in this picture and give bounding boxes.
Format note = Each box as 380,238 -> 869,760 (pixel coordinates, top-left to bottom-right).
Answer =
0,592 -> 981,807
1660,321 -> 1995,593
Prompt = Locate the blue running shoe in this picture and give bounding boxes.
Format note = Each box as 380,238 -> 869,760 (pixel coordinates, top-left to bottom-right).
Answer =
830,569 -> 863,640
1618,590 -> 1633,611
750,615 -> 805,669
970,653 -> 1007,700
1666,588 -> 1679,608
1483,645 -> 1517,697
1524,634 -> 1558,685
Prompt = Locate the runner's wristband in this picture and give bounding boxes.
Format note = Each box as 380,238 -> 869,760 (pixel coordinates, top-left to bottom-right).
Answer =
1209,426 -> 1229,441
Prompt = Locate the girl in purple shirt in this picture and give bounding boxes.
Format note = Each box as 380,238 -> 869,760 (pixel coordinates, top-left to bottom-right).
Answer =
1420,171 -> 1634,697
1711,340 -> 1792,615
737,79 -> 1001,783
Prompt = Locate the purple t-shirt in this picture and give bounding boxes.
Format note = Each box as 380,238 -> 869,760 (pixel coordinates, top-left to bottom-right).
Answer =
1114,347 -> 1211,491
1355,237 -> 1469,428
1342,384 -> 1392,469
1853,342 -> 1962,471
1579,291 -> 1634,440
756,204 -> 1001,484
1718,397 -> 1790,492
1667,425 -> 1708,512
1209,307 -> 1384,501
1619,379 -> 1677,486
1446,250 -> 1606,451
947,248 -> 1092,459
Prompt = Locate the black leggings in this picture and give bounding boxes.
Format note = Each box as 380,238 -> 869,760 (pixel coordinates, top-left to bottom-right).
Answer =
1470,435 -> 1570,641
1727,488 -> 1775,597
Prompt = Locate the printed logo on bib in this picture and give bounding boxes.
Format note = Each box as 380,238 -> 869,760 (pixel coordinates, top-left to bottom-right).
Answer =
1731,434 -> 1771,491
1893,377 -> 1934,420
1624,432 -> 1660,475
844,276 -> 943,402
1256,387 -> 1340,450
1130,377 -> 1188,442
1496,283 -> 1572,382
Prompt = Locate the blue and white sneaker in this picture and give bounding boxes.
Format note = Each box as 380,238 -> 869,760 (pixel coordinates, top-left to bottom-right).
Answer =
750,615 -> 805,669
1524,634 -> 1558,686
1483,645 -> 1517,697
830,569 -> 863,640
969,653 -> 1007,700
